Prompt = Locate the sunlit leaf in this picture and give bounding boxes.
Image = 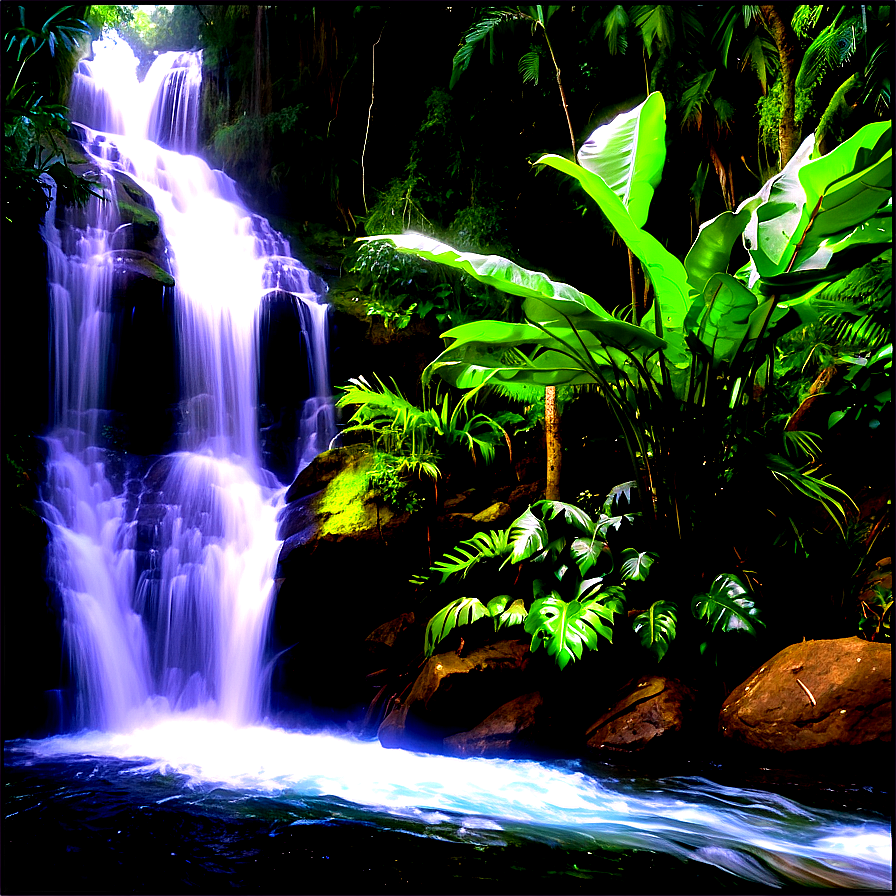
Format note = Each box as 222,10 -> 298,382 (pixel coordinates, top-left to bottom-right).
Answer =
633,600 -> 678,661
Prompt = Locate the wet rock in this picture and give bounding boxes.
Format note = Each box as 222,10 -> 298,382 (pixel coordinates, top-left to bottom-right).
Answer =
378,639 -> 535,752
443,691 -> 545,758
109,249 -> 175,288
284,445 -> 368,504
719,637 -> 892,752
363,612 -> 419,671
585,675 -> 697,755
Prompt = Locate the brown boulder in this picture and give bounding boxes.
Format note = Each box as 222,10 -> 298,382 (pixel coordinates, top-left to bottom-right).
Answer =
443,691 -> 545,758
719,637 -> 892,752
378,639 -> 535,751
585,676 -> 697,755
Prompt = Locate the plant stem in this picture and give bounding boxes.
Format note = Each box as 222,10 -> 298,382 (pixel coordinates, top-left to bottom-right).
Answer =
361,29 -> 384,215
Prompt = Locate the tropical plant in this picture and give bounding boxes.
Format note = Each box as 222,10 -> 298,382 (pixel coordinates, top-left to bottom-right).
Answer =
3,5 -> 99,225
366,93 -> 891,636
419,496 -> 641,668
417,490 -> 762,669
333,374 -> 512,509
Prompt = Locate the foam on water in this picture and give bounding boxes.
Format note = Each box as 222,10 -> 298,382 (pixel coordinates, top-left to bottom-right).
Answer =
17,720 -> 892,890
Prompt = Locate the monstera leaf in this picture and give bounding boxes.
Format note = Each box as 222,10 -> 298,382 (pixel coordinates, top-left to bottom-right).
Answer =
570,535 -> 612,578
620,548 -> 657,581
491,595 -> 528,629
524,593 -> 618,670
691,574 -> 763,635
633,600 -> 678,661
424,596 -> 489,656
576,92 -> 667,229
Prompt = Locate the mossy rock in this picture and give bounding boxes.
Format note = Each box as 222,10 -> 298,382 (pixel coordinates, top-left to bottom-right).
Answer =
108,249 -> 175,287
316,451 -> 383,536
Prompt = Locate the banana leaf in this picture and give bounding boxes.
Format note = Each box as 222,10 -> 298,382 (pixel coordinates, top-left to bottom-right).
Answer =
633,600 -> 678,661
684,273 -> 760,363
576,92 -> 667,229
747,123 -> 892,286
536,152 -> 691,331
683,199 -> 761,300
426,320 -> 651,389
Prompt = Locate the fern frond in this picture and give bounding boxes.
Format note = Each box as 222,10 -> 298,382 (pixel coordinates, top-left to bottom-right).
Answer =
428,529 -> 512,584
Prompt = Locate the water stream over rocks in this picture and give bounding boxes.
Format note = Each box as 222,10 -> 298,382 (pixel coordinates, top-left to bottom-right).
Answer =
2,32 -> 891,894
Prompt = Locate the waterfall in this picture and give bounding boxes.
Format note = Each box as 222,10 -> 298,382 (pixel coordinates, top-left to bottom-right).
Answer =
41,33 -> 333,732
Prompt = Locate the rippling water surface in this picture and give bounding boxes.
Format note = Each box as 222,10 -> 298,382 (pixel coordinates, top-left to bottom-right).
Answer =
4,720 -> 891,893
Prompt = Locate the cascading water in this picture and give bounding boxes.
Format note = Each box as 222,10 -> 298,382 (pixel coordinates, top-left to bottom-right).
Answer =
4,33 -> 890,894
40,34 -> 334,730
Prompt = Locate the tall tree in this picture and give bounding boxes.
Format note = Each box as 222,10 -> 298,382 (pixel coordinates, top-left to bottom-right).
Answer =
759,4 -> 803,166
451,4 -> 576,501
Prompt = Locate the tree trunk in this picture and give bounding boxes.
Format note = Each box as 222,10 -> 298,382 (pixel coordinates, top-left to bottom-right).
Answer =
760,5 -> 802,167
545,386 -> 562,500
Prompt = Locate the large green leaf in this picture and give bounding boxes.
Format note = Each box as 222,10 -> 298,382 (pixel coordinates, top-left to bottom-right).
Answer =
746,123 -> 892,288
426,319 -> 649,390
507,506 -> 549,563
424,596 -> 489,656
524,594 -> 617,669
538,499 -> 595,533
691,574 -> 763,635
576,92 -> 667,228
494,597 -> 528,629
360,232 -> 609,319
620,548 -> 657,581
633,600 -> 678,661
683,200 -> 761,300
684,273 -> 759,363
570,535 -> 612,578
535,152 -> 691,331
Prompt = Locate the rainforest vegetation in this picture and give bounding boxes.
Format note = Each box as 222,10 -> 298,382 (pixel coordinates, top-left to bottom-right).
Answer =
3,3 -> 892,694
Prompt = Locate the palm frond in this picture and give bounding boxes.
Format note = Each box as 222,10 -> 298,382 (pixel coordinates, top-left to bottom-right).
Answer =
631,4 -> 675,57
602,4 -> 630,55
518,47 -> 541,84
741,31 -> 779,93
450,9 -> 522,88
796,12 -> 863,90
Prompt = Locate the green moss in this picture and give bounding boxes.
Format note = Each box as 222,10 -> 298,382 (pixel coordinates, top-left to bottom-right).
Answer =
317,454 -> 375,535
116,198 -> 161,232
114,253 -> 175,287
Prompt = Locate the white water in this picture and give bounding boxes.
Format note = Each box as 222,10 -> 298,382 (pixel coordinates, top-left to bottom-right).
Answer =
40,33 -> 332,730
16,720 -> 892,890
25,33 -> 891,893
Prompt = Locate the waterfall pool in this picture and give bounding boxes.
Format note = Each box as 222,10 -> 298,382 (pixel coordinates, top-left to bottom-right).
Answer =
3,719 -> 891,893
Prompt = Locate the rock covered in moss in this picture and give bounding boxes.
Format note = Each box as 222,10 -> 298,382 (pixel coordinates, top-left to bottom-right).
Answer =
719,637 -> 892,752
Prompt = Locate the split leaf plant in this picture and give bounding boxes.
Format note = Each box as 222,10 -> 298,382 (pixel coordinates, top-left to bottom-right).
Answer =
368,92 -> 891,644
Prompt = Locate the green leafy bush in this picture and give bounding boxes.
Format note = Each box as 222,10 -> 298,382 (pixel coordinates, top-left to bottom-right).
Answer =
334,374 -> 510,511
